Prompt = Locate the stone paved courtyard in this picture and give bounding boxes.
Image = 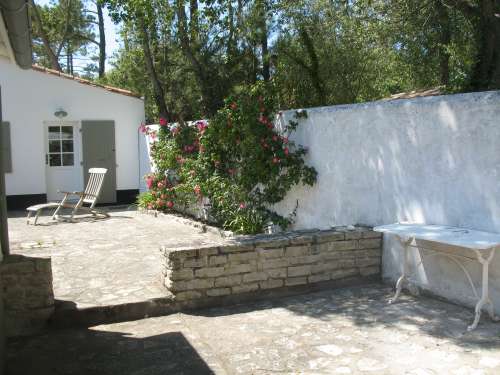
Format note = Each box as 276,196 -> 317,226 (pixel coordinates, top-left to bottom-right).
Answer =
8,207 -> 224,308
7,284 -> 500,375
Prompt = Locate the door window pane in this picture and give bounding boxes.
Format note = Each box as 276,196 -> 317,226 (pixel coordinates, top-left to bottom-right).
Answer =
61,140 -> 73,152
48,126 -> 60,140
62,153 -> 74,166
61,126 -> 73,139
49,140 -> 61,153
49,154 -> 61,166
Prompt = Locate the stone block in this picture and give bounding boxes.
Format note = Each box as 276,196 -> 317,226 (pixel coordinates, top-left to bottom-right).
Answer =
287,230 -> 319,245
360,266 -> 380,276
358,239 -> 382,249
287,254 -> 321,266
219,242 -> 254,254
311,262 -> 340,274
195,267 -> 225,278
361,231 -> 382,239
344,230 -> 363,240
314,230 -> 345,243
288,265 -> 312,277
331,268 -> 358,280
232,283 -> 259,294
243,272 -> 268,283
355,257 -> 381,267
262,259 -> 288,270
260,279 -> 284,289
266,268 -> 287,279
308,273 -> 331,283
168,278 -> 214,292
183,257 -> 208,268
224,264 -> 255,275
196,245 -> 220,256
169,269 -> 194,281
215,275 -> 242,287
253,235 -> 290,248
228,251 -> 258,263
285,245 -> 310,257
206,288 -> 231,297
285,277 -> 308,286
175,291 -> 203,301
209,255 -> 228,266
257,248 -> 284,259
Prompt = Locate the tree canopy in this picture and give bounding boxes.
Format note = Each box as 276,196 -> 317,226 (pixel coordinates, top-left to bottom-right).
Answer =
31,0 -> 500,120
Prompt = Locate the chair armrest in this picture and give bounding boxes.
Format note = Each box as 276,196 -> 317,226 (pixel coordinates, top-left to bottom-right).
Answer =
57,190 -> 85,196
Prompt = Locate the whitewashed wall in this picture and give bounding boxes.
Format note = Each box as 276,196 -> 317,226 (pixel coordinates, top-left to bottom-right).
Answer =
274,90 -> 500,313
0,57 -> 145,196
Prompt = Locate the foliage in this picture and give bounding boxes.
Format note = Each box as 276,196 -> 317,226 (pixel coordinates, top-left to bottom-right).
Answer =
30,0 -> 108,77
138,83 -> 317,234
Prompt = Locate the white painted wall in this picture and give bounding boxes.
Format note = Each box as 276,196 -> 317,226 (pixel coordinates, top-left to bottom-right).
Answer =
0,57 -> 145,196
274,90 -> 500,313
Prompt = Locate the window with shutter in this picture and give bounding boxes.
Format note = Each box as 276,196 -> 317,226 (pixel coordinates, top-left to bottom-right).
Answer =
1,122 -> 12,173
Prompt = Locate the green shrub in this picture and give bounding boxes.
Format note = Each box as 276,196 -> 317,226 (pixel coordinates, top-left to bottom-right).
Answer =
139,83 -> 317,234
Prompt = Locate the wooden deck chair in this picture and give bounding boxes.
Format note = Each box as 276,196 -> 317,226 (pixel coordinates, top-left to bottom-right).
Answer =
26,168 -> 109,225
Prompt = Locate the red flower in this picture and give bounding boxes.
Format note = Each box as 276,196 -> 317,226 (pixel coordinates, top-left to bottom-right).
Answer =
272,135 -> 278,142
282,136 -> 289,144
194,185 -> 201,195
284,147 -> 289,156
160,194 -> 167,200
146,175 -> 154,189
166,201 -> 174,208
159,117 -> 168,127
239,202 -> 246,209
272,157 -> 280,164
157,181 -> 165,189
230,102 -> 237,110
139,122 -> 147,134
147,203 -> 153,210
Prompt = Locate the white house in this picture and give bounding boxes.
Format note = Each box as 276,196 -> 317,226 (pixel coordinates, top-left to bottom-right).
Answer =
0,59 -> 146,209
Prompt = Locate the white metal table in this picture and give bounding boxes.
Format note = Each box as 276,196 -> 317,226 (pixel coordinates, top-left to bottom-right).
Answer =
374,223 -> 500,331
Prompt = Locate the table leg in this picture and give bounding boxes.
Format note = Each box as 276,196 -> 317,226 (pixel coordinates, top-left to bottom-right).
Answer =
389,236 -> 413,304
468,248 -> 496,331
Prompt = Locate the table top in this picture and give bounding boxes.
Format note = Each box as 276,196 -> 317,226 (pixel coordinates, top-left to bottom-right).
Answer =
374,223 -> 500,250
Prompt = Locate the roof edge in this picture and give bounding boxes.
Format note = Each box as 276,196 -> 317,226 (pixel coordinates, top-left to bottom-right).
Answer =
31,65 -> 143,99
0,0 -> 32,69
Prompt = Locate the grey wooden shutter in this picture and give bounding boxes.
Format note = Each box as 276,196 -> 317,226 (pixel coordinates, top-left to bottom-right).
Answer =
1,122 -> 12,173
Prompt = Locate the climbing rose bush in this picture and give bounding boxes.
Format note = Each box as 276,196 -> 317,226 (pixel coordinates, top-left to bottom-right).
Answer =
138,83 -> 317,234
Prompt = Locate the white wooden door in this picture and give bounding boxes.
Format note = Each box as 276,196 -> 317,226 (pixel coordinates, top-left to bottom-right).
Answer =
44,121 -> 83,201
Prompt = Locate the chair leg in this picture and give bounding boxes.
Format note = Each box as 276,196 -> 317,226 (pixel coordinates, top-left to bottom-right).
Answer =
26,211 -> 32,225
33,210 -> 40,226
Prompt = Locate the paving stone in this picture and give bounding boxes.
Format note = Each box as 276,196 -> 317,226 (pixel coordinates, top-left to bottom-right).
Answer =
7,285 -> 500,375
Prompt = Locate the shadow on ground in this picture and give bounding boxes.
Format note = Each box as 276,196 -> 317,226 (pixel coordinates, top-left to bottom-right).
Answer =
7,329 -> 214,375
191,284 -> 500,350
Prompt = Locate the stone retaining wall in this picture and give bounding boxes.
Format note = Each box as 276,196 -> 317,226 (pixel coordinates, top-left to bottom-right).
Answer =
0,254 -> 54,337
162,227 -> 382,301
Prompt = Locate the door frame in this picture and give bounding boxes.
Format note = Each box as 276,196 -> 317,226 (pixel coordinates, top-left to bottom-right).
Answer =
43,120 -> 84,201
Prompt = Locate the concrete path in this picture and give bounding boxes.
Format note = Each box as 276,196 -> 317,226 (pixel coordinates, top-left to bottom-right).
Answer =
7,284 -> 500,374
8,207 -> 224,309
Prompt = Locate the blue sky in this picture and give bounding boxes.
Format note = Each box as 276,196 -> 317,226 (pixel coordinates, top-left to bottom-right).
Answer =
36,0 -> 121,72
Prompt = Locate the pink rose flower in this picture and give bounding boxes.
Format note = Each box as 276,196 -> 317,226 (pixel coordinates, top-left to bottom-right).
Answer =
239,202 -> 246,209
166,201 -> 174,208
159,117 -> 168,127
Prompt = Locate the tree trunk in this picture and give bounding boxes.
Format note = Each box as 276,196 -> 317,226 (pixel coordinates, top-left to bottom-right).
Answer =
436,0 -> 451,86
189,0 -> 199,45
30,0 -> 62,71
258,0 -> 270,81
298,25 -> 326,104
469,0 -> 499,90
139,20 -> 171,119
97,2 -> 106,78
